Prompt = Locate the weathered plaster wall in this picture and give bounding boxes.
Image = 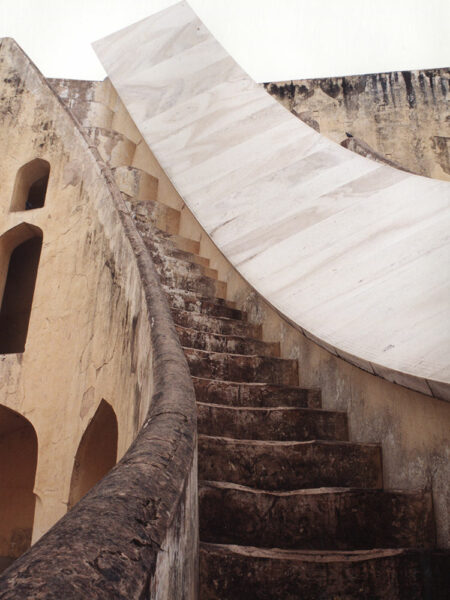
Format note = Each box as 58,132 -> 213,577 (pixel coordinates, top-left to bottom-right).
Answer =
265,68 -> 450,181
0,40 -> 198,599
0,39 -> 154,546
84,78 -> 450,548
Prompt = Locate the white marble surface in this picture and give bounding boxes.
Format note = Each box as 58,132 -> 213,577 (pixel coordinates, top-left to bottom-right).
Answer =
94,1 -> 450,396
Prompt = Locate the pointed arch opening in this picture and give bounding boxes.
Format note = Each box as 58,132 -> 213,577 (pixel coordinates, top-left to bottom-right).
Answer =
0,224 -> 43,354
0,405 -> 38,573
10,159 -> 50,212
68,400 -> 118,509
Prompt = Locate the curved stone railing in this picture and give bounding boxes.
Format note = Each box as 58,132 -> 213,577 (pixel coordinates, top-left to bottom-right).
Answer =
94,1 -> 450,401
0,39 -> 197,599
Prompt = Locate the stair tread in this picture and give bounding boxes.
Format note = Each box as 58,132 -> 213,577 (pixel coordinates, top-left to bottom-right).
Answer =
197,402 -> 344,415
201,541 -> 432,562
199,434 -> 379,447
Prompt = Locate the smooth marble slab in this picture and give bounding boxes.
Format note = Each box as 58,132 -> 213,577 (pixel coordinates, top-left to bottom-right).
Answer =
94,1 -> 450,396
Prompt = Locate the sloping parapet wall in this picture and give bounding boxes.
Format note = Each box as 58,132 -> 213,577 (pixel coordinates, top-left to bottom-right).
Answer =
94,0 -> 450,400
264,68 -> 450,181
0,39 -> 197,598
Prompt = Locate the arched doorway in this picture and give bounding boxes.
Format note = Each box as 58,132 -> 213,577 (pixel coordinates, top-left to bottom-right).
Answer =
68,400 -> 118,509
0,405 -> 38,572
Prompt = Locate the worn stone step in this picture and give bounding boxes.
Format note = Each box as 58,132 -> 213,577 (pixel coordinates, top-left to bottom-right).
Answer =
150,250 -> 218,281
162,232 -> 200,255
112,165 -> 159,203
193,377 -> 321,409
172,310 -> 260,337
184,348 -> 298,385
200,543 -> 450,600
177,327 -> 278,357
199,481 -> 435,550
159,271 -> 227,299
170,294 -> 244,320
164,287 -> 235,307
198,436 -> 382,491
84,126 -> 136,167
125,194 -> 180,235
197,403 -> 347,441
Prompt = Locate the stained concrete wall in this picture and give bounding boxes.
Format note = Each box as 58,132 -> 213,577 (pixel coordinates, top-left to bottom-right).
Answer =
265,68 -> 450,181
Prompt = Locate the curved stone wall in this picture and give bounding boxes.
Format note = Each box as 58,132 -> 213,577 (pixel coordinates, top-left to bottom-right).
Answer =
0,38 -> 197,597
94,1 -> 450,401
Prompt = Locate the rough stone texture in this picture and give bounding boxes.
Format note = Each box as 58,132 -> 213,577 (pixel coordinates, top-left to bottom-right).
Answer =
200,543 -> 450,600
197,403 -> 348,441
193,377 -> 322,408
176,326 -> 279,356
265,68 -> 450,181
0,40 -> 197,599
199,482 -> 435,550
184,348 -> 298,385
199,436 -> 382,491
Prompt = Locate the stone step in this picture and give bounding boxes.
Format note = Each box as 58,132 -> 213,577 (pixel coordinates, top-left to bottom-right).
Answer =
199,481 -> 435,550
124,194 -> 180,235
84,126 -> 136,167
197,403 -> 347,441
163,287 -> 236,309
198,436 -> 382,491
193,377 -> 321,409
150,250 -> 218,281
169,294 -> 245,321
112,165 -> 159,203
163,232 -> 200,255
177,327 -> 278,357
172,310 -> 260,337
184,348 -> 298,385
135,222 -> 210,267
159,272 -> 227,300
200,543 -> 450,600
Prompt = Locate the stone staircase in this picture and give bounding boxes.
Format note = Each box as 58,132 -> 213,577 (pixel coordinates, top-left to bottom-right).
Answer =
56,83 -> 448,599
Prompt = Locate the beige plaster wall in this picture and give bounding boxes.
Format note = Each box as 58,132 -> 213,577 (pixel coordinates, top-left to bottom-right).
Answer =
0,40 -> 153,546
265,68 -> 450,181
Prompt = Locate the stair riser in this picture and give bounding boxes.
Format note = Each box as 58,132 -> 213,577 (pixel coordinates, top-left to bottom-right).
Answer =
178,328 -> 279,357
170,297 -> 244,320
199,486 -> 435,550
158,272 -> 226,299
193,378 -> 321,409
185,350 -> 298,385
199,437 -> 382,491
172,311 -> 261,338
197,404 -> 347,441
200,546 -> 450,600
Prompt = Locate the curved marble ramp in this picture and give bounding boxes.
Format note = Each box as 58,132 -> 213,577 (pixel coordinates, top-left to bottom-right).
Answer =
94,1 -> 450,398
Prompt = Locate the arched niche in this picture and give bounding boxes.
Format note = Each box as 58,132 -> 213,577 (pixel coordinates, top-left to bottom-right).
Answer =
0,223 -> 43,354
0,405 -> 38,573
68,400 -> 118,509
10,159 -> 50,212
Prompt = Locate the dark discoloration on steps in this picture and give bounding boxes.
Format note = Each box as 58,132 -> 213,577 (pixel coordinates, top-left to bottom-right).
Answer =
184,348 -> 298,385
200,543 -> 450,600
172,309 -> 261,337
193,377 -> 322,408
197,403 -> 348,441
177,326 -> 279,356
199,481 -> 435,550
199,436 -> 383,491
